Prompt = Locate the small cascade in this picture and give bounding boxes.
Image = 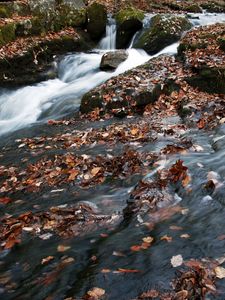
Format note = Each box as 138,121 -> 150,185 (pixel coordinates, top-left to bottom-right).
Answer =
98,16 -> 117,50
0,13 -> 224,136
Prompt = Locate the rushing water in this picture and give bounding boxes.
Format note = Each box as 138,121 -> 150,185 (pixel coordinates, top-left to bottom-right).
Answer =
0,13 -> 224,136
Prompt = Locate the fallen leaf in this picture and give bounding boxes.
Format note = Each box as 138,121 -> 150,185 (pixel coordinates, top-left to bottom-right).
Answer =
180,234 -> 190,239
170,225 -> 183,231
215,266 -> 225,279
0,197 -> 11,204
130,245 -> 142,252
87,287 -> 105,299
57,245 -> 71,252
142,236 -> 154,244
91,167 -> 102,176
41,256 -> 54,265
117,268 -> 141,273
171,255 -> 183,267
160,235 -> 173,242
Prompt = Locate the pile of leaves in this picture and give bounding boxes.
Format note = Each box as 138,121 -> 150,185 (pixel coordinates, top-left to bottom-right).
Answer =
124,159 -> 190,217
0,149 -> 156,194
0,202 -> 120,250
179,23 -> 225,70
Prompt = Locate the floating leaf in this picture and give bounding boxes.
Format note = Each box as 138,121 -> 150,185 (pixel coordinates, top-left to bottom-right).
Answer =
215,266 -> 225,279
171,255 -> 183,267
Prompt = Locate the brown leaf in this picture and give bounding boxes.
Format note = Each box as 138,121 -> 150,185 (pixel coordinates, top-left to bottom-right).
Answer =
0,197 -> 12,204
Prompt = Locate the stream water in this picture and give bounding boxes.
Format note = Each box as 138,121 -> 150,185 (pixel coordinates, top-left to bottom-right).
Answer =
0,13 -> 224,137
0,12 -> 225,300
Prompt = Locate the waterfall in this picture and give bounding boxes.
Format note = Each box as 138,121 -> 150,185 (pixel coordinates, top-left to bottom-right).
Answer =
0,13 -> 224,136
98,15 -> 117,50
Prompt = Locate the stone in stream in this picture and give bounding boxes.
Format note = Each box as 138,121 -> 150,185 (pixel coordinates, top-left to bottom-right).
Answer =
80,55 -> 181,115
134,14 -> 192,55
100,50 -> 128,71
115,7 -> 144,49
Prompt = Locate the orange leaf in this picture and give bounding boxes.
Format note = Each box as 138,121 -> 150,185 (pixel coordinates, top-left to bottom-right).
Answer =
0,197 -> 11,204
117,268 -> 141,273
130,245 -> 142,252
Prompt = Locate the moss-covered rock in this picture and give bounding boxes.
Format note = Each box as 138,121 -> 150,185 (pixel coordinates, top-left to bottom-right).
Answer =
134,14 -> 192,55
0,23 -> 16,46
186,4 -> 202,13
200,1 -> 225,13
87,2 -> 107,41
55,5 -> 87,31
115,7 -> 144,49
0,2 -> 31,18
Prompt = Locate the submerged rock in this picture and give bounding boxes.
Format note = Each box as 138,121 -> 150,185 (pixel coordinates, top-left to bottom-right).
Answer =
115,7 -> 144,49
87,2 -> 107,40
100,50 -> 128,71
134,14 -> 192,55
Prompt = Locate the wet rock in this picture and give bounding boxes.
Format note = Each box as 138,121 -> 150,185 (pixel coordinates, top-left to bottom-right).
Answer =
100,50 -> 128,71
0,29 -> 93,86
80,55 -> 181,115
201,1 -> 225,13
134,14 -> 191,55
115,7 -> 144,49
212,135 -> 225,152
87,2 -> 107,40
186,4 -> 202,13
178,23 -> 225,94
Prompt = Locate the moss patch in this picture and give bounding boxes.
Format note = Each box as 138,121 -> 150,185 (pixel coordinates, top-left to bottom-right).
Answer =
0,23 -> 16,46
115,7 -> 144,26
134,14 -> 191,55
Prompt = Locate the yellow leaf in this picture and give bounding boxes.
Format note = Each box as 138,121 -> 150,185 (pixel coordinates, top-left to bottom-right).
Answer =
215,266 -> 225,279
91,167 -> 102,176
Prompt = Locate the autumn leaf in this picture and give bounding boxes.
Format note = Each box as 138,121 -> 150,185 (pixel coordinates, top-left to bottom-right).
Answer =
0,197 -> 11,204
117,268 -> 141,273
215,266 -> 225,279
91,167 -> 102,177
87,287 -> 105,299
171,254 -> 183,267
197,118 -> 206,129
68,169 -> 79,181
130,245 -> 142,252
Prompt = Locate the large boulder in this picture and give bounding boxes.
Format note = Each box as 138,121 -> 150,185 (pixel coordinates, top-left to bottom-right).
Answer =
178,23 -> 225,94
80,55 -> 181,115
115,7 -> 144,49
134,14 -> 192,55
29,0 -> 87,32
0,1 -> 31,18
86,2 -> 107,41
100,50 -> 128,71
